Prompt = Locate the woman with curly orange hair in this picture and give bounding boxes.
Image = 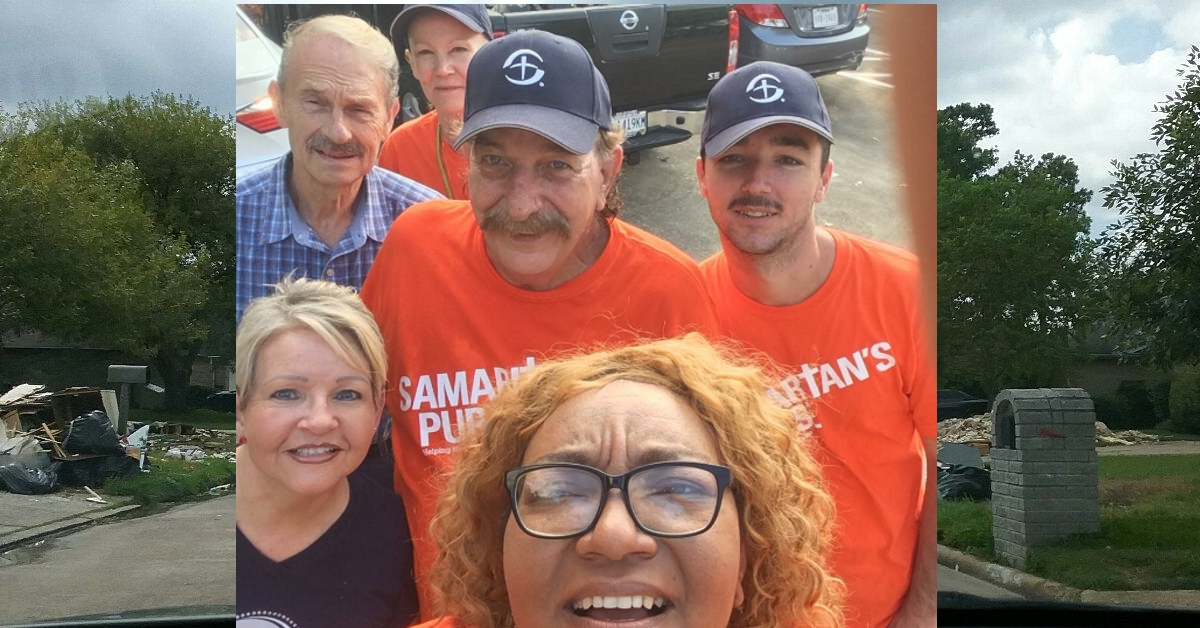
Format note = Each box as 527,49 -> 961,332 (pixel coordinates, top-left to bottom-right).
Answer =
413,332 -> 843,628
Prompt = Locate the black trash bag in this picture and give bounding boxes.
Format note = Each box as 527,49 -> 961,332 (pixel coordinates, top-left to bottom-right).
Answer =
0,459 -> 63,494
937,462 -> 992,501
62,410 -> 125,456
58,455 -> 140,488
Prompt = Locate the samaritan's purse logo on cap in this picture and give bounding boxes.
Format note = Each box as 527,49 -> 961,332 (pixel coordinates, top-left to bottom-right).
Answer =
503,49 -> 546,86
746,73 -> 785,104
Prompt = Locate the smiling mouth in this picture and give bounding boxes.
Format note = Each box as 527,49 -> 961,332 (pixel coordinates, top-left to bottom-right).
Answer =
734,209 -> 775,218
571,596 -> 669,621
289,446 -> 339,457
315,148 -> 357,160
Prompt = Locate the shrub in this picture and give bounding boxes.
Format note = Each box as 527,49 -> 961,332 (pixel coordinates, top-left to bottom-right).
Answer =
1168,366 -> 1200,435
1109,380 -> 1159,430
1092,394 -> 1122,426
1149,379 -> 1173,426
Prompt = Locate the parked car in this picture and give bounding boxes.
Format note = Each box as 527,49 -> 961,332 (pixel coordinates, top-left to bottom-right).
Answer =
938,389 -> 991,421
732,4 -> 869,76
236,6 -> 290,179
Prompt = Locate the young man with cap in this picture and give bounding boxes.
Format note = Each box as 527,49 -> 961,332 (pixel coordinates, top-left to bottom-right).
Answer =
695,61 -> 936,628
378,4 -> 491,199
360,30 -> 718,616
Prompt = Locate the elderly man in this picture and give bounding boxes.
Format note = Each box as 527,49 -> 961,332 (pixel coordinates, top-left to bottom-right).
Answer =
694,61 -> 936,628
236,14 -> 441,322
360,30 -> 718,615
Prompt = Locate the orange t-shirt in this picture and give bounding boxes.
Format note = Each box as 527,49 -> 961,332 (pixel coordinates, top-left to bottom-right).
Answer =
378,110 -> 470,200
700,228 -> 935,628
360,199 -> 719,618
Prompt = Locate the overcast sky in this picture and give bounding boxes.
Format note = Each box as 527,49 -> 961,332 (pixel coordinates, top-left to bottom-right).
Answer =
938,0 -> 1200,239
0,0 -> 232,116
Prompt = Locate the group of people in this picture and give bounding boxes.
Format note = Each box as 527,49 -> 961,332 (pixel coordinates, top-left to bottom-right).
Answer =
234,5 -> 934,628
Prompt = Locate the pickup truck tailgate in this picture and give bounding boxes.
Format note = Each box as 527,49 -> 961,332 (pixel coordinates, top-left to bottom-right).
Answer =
498,4 -> 729,112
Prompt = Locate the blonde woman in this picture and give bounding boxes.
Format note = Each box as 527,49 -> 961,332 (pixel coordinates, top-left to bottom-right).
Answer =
235,278 -> 418,626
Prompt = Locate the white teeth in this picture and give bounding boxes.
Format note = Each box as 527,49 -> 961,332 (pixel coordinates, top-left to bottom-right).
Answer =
572,595 -> 666,610
292,446 -> 334,456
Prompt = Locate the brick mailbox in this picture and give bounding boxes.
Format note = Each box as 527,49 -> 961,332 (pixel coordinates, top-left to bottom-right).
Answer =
990,388 -> 1100,569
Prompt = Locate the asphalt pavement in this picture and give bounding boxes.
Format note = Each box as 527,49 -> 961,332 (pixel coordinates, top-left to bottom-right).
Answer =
0,495 -> 235,625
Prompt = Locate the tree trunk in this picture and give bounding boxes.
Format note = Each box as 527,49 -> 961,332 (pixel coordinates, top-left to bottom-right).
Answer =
154,344 -> 196,412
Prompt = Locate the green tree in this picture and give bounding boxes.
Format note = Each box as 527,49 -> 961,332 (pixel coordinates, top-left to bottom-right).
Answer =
1100,46 -> 1200,367
937,103 -> 1095,394
0,94 -> 232,410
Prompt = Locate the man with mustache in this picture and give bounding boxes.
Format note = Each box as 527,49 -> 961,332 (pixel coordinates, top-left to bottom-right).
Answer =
694,62 -> 936,628
236,14 -> 441,322
359,30 -> 718,617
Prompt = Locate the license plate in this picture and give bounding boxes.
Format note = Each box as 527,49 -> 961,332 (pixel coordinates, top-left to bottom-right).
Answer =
812,6 -> 839,29
614,109 -> 647,138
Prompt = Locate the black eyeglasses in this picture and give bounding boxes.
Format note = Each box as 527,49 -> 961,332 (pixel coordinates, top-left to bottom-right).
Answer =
504,461 -> 733,539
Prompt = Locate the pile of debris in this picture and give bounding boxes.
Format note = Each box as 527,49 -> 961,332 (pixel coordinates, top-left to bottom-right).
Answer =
937,415 -> 992,443
137,425 -> 236,462
1094,421 -> 1161,446
938,413 -> 1162,447
1,384 -> 235,495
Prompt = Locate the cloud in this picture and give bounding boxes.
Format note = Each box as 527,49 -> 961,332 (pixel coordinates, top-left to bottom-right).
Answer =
0,1 -> 231,115
938,0 -> 1199,237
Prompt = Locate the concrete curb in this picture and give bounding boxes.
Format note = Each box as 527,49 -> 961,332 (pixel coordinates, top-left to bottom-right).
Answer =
937,544 -> 1081,602
0,504 -> 140,553
937,544 -> 1200,610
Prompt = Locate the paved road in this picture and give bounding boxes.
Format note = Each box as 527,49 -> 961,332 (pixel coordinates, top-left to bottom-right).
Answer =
938,564 -> 1024,601
620,6 -> 911,259
0,496 -> 234,625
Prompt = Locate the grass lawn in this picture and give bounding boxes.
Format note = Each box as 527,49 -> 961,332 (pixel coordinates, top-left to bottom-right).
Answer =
130,407 -> 235,430
102,455 -> 235,508
938,454 -> 1200,590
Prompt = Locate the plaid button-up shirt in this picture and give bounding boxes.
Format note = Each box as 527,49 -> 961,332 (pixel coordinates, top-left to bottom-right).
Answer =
236,155 -> 442,322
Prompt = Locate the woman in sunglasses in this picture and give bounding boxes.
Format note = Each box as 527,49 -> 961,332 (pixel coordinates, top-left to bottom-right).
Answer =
416,333 -> 844,628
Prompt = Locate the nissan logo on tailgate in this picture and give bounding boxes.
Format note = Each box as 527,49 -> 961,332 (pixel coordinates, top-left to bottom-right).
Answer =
619,10 -> 639,30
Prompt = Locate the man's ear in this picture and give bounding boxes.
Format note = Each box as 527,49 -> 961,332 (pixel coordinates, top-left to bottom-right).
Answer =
601,144 -> 624,190
268,80 -> 287,128
814,158 -> 834,203
387,98 -> 401,130
695,156 -> 708,199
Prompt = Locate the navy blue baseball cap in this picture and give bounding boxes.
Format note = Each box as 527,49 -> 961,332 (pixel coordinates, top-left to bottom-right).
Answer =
702,61 -> 834,157
389,4 -> 493,45
453,30 -> 613,155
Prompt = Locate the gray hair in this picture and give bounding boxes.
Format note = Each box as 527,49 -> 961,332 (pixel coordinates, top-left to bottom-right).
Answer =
278,14 -> 399,103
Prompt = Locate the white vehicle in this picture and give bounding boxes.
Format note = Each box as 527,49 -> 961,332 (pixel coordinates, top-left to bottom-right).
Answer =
236,6 -> 289,179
